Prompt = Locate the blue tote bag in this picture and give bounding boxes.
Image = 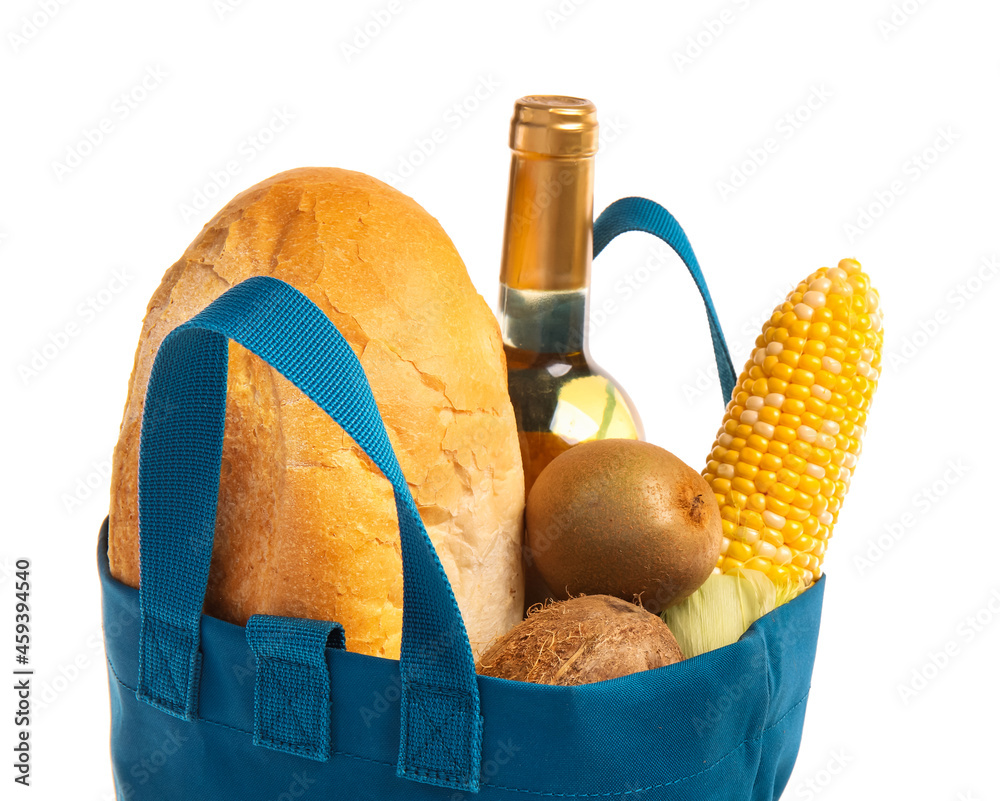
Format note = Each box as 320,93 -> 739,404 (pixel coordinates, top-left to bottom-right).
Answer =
99,198 -> 824,800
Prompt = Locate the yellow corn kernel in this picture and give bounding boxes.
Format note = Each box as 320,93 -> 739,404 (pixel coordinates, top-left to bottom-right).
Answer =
782,454 -> 808,474
758,406 -> 781,426
803,339 -> 826,357
767,440 -> 790,458
778,350 -> 799,368
774,425 -> 798,444
765,496 -> 791,517
720,557 -> 745,573
787,383 -> 811,401
753,471 -> 777,493
769,481 -> 797,505
711,477 -> 731,494
727,540 -> 754,562
776,468 -> 800,489
760,453 -> 783,472
728,490 -> 748,508
789,440 -> 812,460
782,398 -> 806,416
797,475 -> 822,496
767,564 -> 793,585
760,527 -> 784,547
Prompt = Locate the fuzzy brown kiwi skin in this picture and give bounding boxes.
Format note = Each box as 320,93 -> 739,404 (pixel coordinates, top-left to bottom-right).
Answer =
476,594 -> 684,685
524,439 -> 723,615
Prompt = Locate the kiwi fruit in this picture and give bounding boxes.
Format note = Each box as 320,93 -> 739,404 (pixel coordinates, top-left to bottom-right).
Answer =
525,438 -> 722,614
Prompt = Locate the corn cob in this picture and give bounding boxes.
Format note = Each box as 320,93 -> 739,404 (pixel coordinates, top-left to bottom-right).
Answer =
703,258 -> 883,595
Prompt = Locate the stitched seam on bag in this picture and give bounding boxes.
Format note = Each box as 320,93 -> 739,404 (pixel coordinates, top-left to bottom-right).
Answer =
259,660 -> 317,746
259,677 -> 310,749
406,706 -> 463,780
144,620 -> 189,707
762,633 -> 773,741
107,657 -> 810,797
404,684 -> 469,780
477,694 -> 813,798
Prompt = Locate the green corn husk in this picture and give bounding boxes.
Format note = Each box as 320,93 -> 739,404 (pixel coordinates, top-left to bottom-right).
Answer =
662,569 -> 801,658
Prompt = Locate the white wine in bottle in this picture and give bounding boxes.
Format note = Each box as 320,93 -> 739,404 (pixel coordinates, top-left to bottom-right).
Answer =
498,95 -> 643,499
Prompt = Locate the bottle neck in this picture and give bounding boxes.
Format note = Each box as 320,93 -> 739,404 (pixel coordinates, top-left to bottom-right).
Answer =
499,285 -> 588,355
498,151 -> 594,355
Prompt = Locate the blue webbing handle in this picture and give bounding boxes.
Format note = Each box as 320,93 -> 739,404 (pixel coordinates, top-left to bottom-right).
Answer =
136,276 -> 483,792
594,197 -> 737,404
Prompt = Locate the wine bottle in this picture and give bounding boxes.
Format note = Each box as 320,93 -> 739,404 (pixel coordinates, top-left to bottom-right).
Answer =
498,95 -> 643,498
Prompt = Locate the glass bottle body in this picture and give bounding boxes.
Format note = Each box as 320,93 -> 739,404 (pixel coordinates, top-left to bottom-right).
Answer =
500,284 -> 643,496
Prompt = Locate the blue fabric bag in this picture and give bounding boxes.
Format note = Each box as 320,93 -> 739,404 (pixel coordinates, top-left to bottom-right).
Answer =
99,198 -> 824,800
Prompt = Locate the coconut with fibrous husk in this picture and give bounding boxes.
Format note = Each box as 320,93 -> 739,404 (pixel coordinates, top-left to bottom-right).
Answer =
476,594 -> 684,686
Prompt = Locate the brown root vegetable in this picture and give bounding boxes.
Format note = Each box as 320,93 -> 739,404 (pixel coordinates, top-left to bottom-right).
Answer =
476,595 -> 684,685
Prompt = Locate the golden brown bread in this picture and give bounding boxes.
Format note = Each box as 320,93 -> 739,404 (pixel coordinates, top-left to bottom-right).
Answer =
108,167 -> 525,658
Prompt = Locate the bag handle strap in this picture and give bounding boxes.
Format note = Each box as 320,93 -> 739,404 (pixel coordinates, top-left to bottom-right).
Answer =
594,196 -> 737,404
136,276 -> 483,792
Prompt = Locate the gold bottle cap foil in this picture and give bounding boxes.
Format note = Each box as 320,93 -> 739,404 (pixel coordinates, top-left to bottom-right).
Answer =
510,95 -> 599,158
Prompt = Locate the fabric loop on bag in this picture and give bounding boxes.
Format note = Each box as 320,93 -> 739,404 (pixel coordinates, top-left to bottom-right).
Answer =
136,276 -> 482,791
136,614 -> 202,720
245,615 -> 345,762
593,196 -> 738,405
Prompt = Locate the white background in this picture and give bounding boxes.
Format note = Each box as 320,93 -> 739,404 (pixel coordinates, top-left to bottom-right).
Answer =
3,1 -> 999,799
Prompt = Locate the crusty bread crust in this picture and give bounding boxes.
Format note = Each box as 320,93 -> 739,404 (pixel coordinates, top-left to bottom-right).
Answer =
109,167 -> 524,658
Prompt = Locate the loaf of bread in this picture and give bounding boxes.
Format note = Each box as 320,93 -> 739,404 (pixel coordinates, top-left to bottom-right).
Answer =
108,167 -> 525,658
